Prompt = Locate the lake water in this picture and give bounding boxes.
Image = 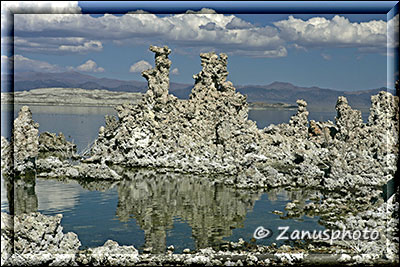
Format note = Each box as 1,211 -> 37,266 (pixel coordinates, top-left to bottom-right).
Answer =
1,104 -> 370,253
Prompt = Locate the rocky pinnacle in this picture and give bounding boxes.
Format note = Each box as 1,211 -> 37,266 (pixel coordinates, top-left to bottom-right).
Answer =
142,45 -> 172,104
191,52 -> 235,99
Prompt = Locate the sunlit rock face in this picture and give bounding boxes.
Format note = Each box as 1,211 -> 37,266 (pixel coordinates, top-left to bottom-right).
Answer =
1,136 -> 12,175
0,46 -> 398,191
88,45 -> 260,178
115,170 -> 262,253
320,92 -> 399,190
84,45 -> 399,190
1,212 -> 81,266
142,45 -> 173,104
12,106 -> 39,174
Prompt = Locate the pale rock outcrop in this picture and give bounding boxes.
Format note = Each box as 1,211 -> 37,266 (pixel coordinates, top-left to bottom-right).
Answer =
288,99 -> 309,138
38,131 -> 77,157
76,240 -> 139,266
321,92 -> 398,190
1,136 -> 12,174
142,45 -> 173,104
12,106 -> 39,174
87,45 -> 256,178
1,212 -> 81,266
0,46 -> 398,192
191,52 -> 235,98
335,96 -> 364,142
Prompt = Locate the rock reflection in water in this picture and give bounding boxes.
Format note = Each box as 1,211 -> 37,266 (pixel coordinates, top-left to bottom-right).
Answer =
115,170 -> 263,253
2,170 -> 327,253
3,175 -> 38,215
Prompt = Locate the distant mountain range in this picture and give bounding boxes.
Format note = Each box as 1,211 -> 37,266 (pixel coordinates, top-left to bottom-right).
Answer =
2,71 -> 394,111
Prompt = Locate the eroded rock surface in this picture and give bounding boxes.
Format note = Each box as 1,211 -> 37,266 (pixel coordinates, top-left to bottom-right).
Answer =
142,45 -> 173,104
83,45 -> 398,191
39,131 -> 77,158
2,46 -> 398,192
1,212 -> 80,266
12,106 -> 39,174
1,45 -> 398,267
1,136 -> 12,175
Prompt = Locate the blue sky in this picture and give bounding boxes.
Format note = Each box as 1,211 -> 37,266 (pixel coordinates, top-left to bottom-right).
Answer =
1,2 -> 398,91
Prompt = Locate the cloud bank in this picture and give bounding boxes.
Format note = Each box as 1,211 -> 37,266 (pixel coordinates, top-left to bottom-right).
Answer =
1,55 -> 105,74
12,12 -> 395,58
274,15 -> 387,50
6,55 -> 64,72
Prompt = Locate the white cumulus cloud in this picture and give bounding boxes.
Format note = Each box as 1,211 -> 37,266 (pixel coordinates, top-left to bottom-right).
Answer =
75,60 -> 105,72
129,60 -> 152,73
1,1 -> 81,39
59,40 -> 103,53
14,37 -> 103,54
11,54 -> 64,72
274,15 -> 387,49
387,14 -> 399,49
9,11 -> 395,58
171,68 -> 179,75
1,1 -> 81,14
13,12 -> 285,57
321,53 -> 332,60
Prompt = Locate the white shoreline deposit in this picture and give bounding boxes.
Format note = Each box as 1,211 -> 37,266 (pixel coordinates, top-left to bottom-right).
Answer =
1,88 -> 143,107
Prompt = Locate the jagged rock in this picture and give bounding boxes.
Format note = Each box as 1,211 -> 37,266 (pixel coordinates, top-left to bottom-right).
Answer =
142,45 -> 173,104
288,99 -> 309,138
38,131 -> 77,157
309,120 -> 323,137
87,46 -> 255,178
0,46 -> 398,193
76,240 -> 139,266
36,157 -> 121,180
367,91 -> 399,155
1,212 -> 81,266
1,136 -> 12,175
308,120 -> 337,145
1,212 -> 13,265
191,52 -> 235,98
328,190 -> 399,261
84,44 -> 399,191
12,106 -> 39,174
335,96 -> 363,141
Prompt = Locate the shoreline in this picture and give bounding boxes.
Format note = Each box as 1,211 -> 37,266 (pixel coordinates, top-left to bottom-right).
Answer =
1,188 -> 398,266
1,45 -> 398,266
1,88 -> 304,110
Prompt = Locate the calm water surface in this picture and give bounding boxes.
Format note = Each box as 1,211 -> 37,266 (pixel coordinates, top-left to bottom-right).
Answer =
1,104 -> 369,253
